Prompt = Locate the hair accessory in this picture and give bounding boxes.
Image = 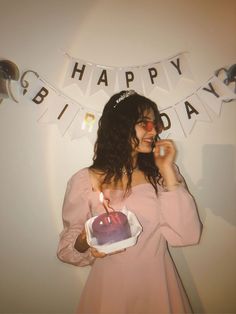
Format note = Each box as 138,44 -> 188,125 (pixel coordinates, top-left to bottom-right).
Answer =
113,90 -> 136,108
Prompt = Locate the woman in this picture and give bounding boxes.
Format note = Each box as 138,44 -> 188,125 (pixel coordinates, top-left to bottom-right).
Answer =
57,90 -> 202,314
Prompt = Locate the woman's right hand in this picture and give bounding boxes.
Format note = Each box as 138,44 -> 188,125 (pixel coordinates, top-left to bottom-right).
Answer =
76,228 -> 107,257
91,247 -> 126,257
74,228 -> 90,253
90,247 -> 107,258
79,226 -> 126,258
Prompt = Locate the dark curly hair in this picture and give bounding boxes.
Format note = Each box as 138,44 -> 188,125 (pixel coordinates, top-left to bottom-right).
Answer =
90,90 -> 163,194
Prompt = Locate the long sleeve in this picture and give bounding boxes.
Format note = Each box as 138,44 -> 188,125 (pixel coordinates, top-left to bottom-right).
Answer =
159,167 -> 202,247
57,169 -> 95,266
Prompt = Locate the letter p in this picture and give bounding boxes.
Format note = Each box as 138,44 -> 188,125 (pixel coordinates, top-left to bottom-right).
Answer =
125,71 -> 134,88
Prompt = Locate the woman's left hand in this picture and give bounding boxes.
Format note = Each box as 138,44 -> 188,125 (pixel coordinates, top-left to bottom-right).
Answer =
153,139 -> 176,169
153,139 -> 180,188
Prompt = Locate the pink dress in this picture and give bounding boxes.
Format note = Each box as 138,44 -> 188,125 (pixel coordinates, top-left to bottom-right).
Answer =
57,167 -> 202,314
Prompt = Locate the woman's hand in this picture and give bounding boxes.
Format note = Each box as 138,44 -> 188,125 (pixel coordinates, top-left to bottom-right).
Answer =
74,228 -> 90,253
90,247 -> 107,258
153,139 -> 176,170
153,139 -> 179,189
91,248 -> 126,258
76,227 -> 126,258
75,228 -> 107,257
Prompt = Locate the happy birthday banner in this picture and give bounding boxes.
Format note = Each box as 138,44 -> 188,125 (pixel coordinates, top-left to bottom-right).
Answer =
63,52 -> 193,95
20,52 -> 235,141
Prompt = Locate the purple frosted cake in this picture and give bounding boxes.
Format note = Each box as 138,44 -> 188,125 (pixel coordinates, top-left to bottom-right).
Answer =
92,211 -> 131,245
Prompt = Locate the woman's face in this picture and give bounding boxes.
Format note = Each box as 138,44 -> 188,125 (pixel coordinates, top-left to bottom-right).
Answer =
133,109 -> 157,154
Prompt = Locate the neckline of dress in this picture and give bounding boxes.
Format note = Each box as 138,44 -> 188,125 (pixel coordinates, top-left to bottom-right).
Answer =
94,182 -> 151,193
86,167 -> 151,193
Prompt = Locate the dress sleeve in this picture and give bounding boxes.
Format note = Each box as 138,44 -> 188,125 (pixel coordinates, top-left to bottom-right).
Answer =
57,169 -> 95,266
158,166 -> 202,247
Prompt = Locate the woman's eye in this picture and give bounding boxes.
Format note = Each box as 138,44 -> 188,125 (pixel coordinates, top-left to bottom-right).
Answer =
137,120 -> 156,132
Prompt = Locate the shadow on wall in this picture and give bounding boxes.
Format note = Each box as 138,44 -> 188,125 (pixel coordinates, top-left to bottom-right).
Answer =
170,143 -> 236,313
197,144 -> 236,226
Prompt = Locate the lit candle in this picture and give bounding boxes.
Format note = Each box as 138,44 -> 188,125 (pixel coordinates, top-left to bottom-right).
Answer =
99,192 -> 110,215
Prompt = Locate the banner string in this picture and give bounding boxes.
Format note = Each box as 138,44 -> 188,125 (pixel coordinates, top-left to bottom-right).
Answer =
60,49 -> 190,69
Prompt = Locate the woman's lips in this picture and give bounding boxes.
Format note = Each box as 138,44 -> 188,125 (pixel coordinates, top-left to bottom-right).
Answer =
143,137 -> 154,144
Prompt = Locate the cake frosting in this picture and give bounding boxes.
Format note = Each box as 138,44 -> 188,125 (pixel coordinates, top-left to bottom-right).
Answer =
92,211 -> 131,245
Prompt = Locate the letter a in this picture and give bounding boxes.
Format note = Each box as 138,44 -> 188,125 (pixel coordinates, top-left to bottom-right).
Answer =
185,101 -> 199,119
97,70 -> 108,86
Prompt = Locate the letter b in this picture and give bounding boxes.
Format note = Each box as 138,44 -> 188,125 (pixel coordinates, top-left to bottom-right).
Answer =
32,87 -> 49,104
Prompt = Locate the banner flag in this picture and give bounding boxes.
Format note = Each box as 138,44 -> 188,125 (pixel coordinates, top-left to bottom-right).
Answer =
141,62 -> 170,94
160,107 -> 185,139
39,93 -> 80,135
117,67 -> 143,93
196,76 -> 236,115
63,58 -> 93,94
163,53 -> 193,89
89,65 -> 117,96
70,109 -> 100,143
175,94 -> 210,135
29,79 -> 58,120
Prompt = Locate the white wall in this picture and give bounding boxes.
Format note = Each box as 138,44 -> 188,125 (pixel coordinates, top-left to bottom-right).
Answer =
0,0 -> 235,313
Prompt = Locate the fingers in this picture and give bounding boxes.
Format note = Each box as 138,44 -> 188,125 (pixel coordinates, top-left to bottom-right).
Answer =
155,139 -> 175,148
90,247 -> 107,258
153,139 -> 176,157
108,249 -> 126,255
90,247 -> 126,258
153,139 -> 177,170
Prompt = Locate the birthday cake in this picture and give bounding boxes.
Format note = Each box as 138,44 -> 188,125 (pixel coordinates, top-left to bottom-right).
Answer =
92,211 -> 132,245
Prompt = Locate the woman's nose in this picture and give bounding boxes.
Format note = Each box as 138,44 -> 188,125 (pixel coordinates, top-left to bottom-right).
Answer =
145,121 -> 156,132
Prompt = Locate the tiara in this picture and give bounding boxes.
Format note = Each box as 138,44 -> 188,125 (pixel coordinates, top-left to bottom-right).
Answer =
113,90 -> 136,108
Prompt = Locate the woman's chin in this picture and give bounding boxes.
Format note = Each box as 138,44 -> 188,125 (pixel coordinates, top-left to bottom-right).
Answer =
137,146 -> 152,154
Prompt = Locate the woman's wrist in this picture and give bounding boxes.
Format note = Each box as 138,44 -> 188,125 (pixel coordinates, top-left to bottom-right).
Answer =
163,181 -> 181,191
160,166 -> 178,184
159,164 -> 182,191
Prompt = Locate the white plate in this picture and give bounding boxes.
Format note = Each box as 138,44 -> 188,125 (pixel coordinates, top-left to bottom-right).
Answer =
85,207 -> 143,254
